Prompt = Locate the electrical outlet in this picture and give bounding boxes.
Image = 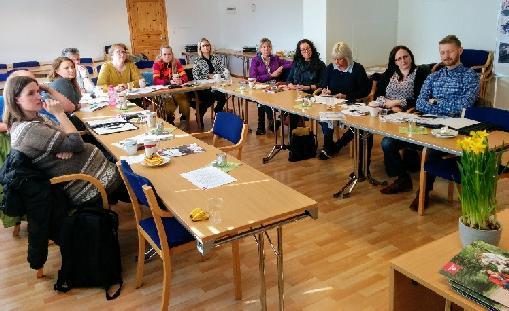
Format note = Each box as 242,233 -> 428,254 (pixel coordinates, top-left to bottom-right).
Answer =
226,6 -> 237,14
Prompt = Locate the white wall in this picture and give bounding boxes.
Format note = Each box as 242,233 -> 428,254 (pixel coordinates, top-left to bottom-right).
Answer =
326,0 -> 399,66
303,0 -> 327,62
397,0 -> 499,64
0,0 -> 130,64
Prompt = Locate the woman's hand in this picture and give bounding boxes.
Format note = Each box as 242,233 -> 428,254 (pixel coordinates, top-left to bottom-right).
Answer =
321,88 -> 331,95
384,99 -> 401,108
271,66 -> 284,77
115,84 -> 127,92
335,93 -> 347,99
43,99 -> 65,116
56,152 -> 73,160
172,77 -> 183,85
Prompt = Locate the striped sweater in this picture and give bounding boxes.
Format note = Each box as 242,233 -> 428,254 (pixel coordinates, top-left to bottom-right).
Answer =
10,117 -> 120,205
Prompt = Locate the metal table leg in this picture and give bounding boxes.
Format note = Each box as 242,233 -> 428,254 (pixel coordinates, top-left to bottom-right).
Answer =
257,233 -> 267,310
362,132 -> 387,187
263,110 -> 289,163
333,128 -> 362,198
277,226 -> 285,311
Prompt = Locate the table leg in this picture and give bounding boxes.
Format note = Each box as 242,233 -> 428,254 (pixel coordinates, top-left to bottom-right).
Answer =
263,110 -> 289,164
333,128 -> 361,198
257,233 -> 267,311
277,226 -> 285,311
361,132 -> 387,187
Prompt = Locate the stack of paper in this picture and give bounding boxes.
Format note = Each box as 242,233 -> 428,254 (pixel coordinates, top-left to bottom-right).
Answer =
181,166 -> 237,190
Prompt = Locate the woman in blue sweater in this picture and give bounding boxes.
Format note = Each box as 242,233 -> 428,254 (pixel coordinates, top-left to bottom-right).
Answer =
318,42 -> 370,160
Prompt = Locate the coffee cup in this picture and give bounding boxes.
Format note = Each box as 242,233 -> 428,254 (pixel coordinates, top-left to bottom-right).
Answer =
213,73 -> 222,81
144,139 -> 158,158
139,78 -> 146,88
124,139 -> 138,155
248,77 -> 256,88
368,106 -> 380,117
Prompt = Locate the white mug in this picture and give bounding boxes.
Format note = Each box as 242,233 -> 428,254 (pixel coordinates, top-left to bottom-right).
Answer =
248,77 -> 256,88
368,106 -> 380,117
213,73 -> 221,81
124,139 -> 138,155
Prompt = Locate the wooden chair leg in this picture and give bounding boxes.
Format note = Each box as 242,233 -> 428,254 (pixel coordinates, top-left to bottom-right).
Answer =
135,233 -> 145,288
36,268 -> 44,279
418,147 -> 429,216
12,223 -> 20,237
161,253 -> 172,310
447,182 -> 454,204
232,240 -> 242,300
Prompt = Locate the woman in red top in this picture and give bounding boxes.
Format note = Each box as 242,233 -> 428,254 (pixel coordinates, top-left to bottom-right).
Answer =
152,45 -> 190,128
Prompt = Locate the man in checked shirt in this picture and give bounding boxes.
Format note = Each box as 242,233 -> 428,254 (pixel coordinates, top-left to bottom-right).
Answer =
379,35 -> 480,211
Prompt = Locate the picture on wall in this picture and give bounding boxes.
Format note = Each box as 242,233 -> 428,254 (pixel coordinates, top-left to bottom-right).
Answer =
495,0 -> 509,74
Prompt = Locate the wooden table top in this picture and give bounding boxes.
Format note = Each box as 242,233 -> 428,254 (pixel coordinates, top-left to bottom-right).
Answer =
213,82 -> 509,155
75,106 -> 317,244
390,209 -> 509,310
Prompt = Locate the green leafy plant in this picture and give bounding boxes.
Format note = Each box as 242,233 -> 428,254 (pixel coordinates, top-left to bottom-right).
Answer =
457,131 -> 505,230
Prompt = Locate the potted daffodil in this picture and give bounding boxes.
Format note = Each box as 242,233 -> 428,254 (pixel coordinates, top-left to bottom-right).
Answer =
457,131 -> 506,246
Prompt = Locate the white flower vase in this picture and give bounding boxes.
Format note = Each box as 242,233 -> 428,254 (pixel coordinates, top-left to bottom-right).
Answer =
458,218 -> 502,247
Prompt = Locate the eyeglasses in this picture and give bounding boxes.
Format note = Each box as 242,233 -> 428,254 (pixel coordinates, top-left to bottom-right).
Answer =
300,48 -> 311,52
201,43 -> 211,47
394,54 -> 410,62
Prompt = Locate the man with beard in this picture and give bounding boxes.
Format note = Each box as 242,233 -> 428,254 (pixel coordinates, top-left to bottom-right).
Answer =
379,35 -> 479,211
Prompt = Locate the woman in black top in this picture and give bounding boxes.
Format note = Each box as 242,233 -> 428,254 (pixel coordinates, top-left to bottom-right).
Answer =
286,39 -> 326,130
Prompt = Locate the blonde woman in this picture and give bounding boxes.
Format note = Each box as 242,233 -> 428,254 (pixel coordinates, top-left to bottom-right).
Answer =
97,43 -> 141,91
318,41 -> 370,161
192,38 -> 227,125
152,45 -> 190,127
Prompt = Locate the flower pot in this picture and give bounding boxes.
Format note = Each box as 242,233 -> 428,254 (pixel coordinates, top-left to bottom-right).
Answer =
458,218 -> 502,247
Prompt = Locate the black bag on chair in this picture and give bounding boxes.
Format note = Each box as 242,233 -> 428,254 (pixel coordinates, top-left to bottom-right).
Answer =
288,127 -> 317,162
54,208 -> 123,300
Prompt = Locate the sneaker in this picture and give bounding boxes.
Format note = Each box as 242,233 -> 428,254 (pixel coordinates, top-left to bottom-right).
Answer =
318,149 -> 331,160
380,176 -> 413,194
256,128 -> 266,135
409,190 -> 430,211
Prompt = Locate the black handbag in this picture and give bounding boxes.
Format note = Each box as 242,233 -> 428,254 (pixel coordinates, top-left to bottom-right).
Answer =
288,128 -> 317,162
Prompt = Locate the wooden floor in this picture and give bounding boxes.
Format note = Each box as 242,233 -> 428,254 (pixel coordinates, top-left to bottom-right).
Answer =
1,103 -> 508,310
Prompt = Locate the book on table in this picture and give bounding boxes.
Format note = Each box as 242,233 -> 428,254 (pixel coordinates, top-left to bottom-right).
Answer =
440,241 -> 509,310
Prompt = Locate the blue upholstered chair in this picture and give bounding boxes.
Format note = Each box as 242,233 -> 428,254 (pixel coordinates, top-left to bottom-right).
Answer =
117,161 -> 242,309
135,60 -> 154,69
0,96 -> 4,120
96,64 -> 102,74
12,61 -> 39,68
0,64 -> 7,69
80,57 -> 93,64
192,112 -> 248,160
141,71 -> 153,86
85,66 -> 94,75
418,107 -> 509,215
0,72 -> 10,82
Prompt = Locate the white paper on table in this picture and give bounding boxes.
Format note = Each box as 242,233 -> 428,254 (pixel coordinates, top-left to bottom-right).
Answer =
319,111 -> 346,121
80,102 -> 108,112
438,118 -> 479,130
254,83 -> 269,89
383,112 -> 415,123
314,96 -> 348,105
196,79 -> 219,84
119,154 -> 145,164
127,133 -> 176,144
86,116 -> 127,127
341,105 -> 370,116
181,166 -> 237,190
93,123 -> 138,135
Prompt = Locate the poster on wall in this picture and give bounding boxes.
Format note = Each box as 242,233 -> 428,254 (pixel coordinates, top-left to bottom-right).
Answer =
495,0 -> 509,75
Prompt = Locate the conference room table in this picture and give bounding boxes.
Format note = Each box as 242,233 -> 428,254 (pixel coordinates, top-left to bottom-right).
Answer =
75,101 -> 318,310
212,81 -> 509,212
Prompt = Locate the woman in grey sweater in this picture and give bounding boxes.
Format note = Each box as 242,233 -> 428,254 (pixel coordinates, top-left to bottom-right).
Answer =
3,76 -> 120,206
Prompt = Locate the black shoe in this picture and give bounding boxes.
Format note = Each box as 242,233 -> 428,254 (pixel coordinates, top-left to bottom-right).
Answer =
318,149 -> 331,160
380,176 -> 413,194
409,190 -> 429,211
256,128 -> 266,135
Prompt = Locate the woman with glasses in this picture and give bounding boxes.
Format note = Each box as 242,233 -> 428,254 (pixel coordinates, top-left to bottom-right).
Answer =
249,37 -> 292,135
192,38 -> 228,126
97,43 -> 141,91
286,39 -> 326,130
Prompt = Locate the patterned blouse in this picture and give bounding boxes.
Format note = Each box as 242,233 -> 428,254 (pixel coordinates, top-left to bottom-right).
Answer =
192,55 -> 226,81
385,71 -> 416,109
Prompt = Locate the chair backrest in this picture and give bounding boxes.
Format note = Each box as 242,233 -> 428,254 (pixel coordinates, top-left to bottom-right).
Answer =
135,60 -> 154,69
96,64 -> 102,73
178,58 -> 187,66
91,77 -> 98,85
86,66 -> 94,75
0,64 -> 7,69
142,71 -> 153,86
0,96 -> 4,120
213,112 -> 244,144
0,72 -> 9,82
80,57 -> 93,64
118,160 -> 152,206
461,49 -> 490,68
13,61 -> 39,68
465,106 -> 509,132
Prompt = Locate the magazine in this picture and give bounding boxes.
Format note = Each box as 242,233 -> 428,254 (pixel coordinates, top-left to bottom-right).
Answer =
440,241 -> 509,309
158,143 -> 205,157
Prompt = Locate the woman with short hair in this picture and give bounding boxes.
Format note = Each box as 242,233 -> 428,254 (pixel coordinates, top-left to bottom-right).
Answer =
249,37 -> 292,135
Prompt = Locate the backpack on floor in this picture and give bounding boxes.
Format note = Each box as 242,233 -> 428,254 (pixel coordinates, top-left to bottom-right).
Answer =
54,208 -> 123,300
288,127 -> 317,162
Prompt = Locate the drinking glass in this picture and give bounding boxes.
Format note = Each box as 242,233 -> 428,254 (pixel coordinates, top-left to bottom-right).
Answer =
207,197 -> 223,224
408,119 -> 416,136
379,108 -> 389,122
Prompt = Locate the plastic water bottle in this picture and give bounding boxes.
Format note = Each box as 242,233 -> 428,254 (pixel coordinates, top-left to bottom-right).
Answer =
108,85 -> 117,107
223,68 -> 232,85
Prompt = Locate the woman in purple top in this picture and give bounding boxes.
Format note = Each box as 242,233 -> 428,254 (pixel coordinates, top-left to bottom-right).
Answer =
249,38 -> 292,135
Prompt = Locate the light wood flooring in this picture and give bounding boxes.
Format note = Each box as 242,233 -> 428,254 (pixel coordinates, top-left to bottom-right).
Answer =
1,103 -> 508,310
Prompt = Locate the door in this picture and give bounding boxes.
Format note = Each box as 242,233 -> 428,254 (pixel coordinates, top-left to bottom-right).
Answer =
126,0 -> 168,60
